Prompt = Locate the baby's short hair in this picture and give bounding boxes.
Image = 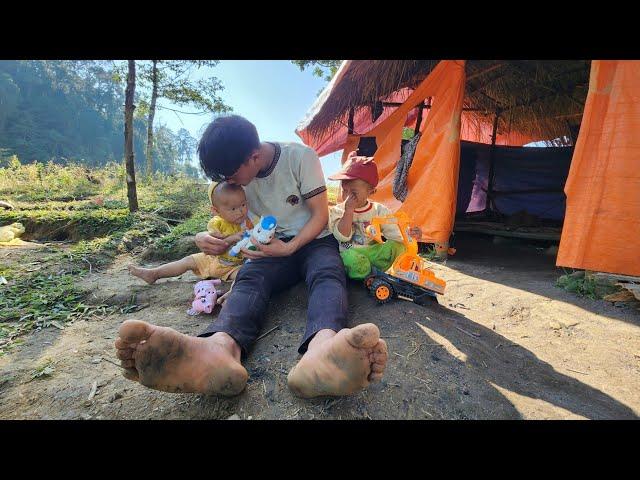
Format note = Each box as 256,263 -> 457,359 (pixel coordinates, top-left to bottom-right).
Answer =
208,181 -> 245,207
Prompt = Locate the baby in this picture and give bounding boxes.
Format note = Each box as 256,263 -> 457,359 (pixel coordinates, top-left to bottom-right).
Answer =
129,181 -> 254,287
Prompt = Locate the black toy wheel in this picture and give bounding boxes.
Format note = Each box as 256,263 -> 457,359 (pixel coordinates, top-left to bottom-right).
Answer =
364,275 -> 375,289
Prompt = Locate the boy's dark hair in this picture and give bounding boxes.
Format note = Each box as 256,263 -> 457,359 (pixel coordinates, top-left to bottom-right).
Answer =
198,115 -> 260,181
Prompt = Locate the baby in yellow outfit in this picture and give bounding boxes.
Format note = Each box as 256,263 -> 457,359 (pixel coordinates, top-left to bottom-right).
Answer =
129,181 -> 254,285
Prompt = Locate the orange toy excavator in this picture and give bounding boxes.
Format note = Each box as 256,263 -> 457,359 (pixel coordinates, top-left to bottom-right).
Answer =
364,212 -> 446,305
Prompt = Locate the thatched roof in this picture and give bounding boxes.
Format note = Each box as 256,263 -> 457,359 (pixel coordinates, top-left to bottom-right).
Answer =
302,60 -> 591,144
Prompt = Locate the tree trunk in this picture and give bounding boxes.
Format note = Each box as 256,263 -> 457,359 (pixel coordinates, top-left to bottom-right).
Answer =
124,60 -> 139,212
145,59 -> 159,178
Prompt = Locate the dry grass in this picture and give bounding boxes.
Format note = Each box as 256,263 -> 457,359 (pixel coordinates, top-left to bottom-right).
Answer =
304,60 -> 590,145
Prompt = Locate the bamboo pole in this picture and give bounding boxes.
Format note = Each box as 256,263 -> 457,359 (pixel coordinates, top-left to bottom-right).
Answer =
486,109 -> 501,215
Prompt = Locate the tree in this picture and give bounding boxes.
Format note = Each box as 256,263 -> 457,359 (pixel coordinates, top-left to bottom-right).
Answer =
134,60 -> 231,177
175,128 -> 196,166
292,60 -> 342,82
145,60 -> 159,179
0,60 -> 128,165
152,124 -> 179,174
124,60 -> 138,212
0,60 -> 196,174
0,72 -> 19,132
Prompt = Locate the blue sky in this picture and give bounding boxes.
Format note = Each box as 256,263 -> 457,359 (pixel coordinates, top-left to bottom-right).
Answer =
154,60 -> 343,178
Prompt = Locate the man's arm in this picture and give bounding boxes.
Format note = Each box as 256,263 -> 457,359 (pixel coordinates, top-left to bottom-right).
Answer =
286,190 -> 329,252
195,231 -> 230,256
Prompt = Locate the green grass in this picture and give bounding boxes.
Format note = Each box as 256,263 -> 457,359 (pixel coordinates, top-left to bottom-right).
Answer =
556,272 -> 598,299
0,162 -> 215,355
419,246 -> 438,261
0,251 -> 158,355
0,208 -> 134,241
0,159 -> 119,202
0,268 -> 90,354
0,219 -> 181,355
1,159 -> 208,219
30,359 -> 55,381
153,208 -> 210,254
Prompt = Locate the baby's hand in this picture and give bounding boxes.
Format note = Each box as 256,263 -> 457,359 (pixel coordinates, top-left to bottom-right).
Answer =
225,232 -> 244,245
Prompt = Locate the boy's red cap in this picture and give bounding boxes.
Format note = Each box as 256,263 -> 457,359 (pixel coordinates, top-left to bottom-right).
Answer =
328,151 -> 379,187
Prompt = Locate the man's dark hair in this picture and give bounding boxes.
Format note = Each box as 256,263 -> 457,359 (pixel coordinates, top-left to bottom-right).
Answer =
198,115 -> 260,180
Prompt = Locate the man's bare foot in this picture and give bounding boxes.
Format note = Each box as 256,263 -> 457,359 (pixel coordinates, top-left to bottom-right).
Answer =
287,324 -> 388,398
128,265 -> 158,285
114,319 -> 248,396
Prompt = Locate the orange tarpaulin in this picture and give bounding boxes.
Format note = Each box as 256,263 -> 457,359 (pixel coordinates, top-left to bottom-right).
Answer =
557,60 -> 640,276
362,60 -> 467,244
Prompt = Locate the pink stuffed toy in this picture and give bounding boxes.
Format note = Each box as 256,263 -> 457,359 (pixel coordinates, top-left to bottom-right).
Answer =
187,279 -> 221,316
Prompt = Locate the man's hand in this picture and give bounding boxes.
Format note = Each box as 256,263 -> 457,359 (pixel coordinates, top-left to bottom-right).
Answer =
217,286 -> 233,305
195,231 -> 230,256
240,237 -> 296,259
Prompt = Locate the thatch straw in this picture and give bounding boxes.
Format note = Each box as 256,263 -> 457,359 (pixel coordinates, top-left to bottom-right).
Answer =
305,60 -> 590,144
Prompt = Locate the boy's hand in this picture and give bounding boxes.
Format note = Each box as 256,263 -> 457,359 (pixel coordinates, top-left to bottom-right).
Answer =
409,226 -> 422,240
344,191 -> 359,212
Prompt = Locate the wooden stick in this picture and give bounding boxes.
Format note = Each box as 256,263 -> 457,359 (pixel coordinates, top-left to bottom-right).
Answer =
566,368 -> 589,375
289,408 -> 302,418
256,324 -> 280,342
101,357 -> 125,369
406,342 -> 423,359
467,62 -> 507,82
413,375 -> 430,385
347,107 -> 354,134
88,381 -> 98,401
455,326 -> 481,338
81,257 -> 92,274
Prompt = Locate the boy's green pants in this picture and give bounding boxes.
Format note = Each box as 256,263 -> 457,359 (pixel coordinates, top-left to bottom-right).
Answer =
340,240 -> 405,280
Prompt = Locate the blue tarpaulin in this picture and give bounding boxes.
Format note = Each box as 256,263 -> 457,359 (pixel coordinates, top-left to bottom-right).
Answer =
456,141 -> 573,221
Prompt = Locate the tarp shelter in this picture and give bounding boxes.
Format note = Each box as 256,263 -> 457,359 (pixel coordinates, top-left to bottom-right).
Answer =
296,60 -> 640,277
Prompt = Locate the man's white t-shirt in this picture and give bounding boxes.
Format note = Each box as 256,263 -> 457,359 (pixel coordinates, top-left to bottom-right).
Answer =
243,142 -> 332,240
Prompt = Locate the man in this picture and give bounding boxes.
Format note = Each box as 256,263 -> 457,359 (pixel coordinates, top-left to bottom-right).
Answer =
115,115 -> 388,398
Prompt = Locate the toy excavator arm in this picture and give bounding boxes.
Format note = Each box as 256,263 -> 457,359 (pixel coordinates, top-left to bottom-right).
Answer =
364,212 -> 418,256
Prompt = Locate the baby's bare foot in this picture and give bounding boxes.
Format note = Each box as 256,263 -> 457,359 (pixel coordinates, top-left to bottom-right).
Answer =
128,265 -> 157,285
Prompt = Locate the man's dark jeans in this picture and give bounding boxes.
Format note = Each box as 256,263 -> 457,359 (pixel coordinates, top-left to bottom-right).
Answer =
199,235 -> 348,355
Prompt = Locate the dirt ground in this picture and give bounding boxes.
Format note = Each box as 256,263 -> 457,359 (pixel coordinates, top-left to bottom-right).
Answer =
1,233 -> 639,420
